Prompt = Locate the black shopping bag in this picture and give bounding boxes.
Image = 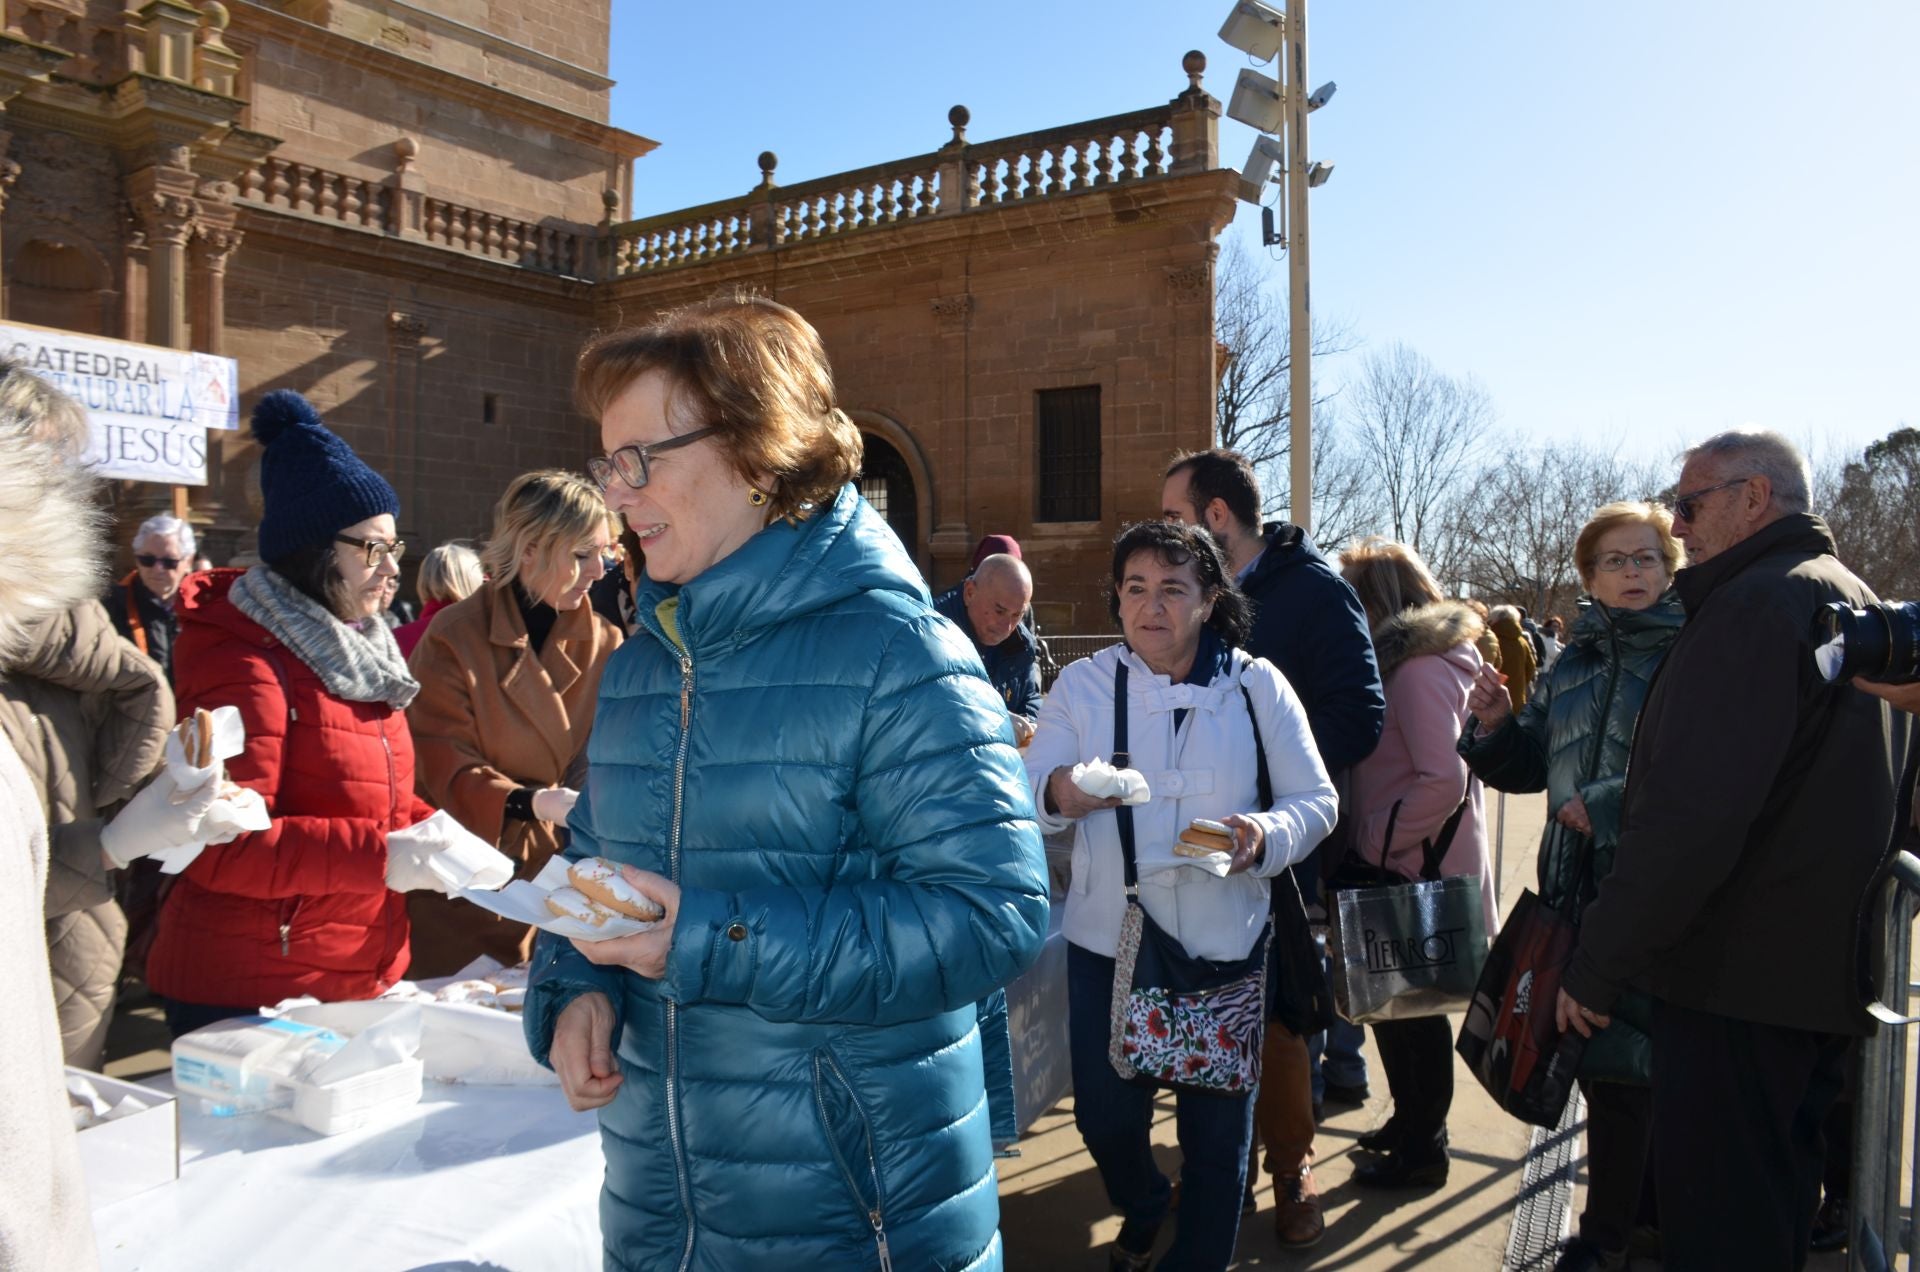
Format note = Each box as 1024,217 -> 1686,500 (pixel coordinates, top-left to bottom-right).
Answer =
1455,888 -> 1587,1127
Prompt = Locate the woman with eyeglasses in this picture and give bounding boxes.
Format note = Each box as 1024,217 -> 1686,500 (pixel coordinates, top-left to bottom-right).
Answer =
525,296 -> 1047,1272
1458,501 -> 1684,1272
404,470 -> 622,977
147,391 -> 464,1035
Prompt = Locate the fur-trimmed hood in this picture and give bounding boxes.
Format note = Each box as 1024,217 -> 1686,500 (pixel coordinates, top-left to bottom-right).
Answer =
1371,600 -> 1486,680
0,436 -> 104,667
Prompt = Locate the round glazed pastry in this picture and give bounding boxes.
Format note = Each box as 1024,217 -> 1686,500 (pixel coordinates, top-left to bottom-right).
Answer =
568,857 -> 666,922
495,986 -> 526,1012
545,886 -> 616,928
1174,818 -> 1236,858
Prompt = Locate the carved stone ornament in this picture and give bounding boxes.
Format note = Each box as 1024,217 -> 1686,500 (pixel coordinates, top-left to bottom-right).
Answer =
387,310 -> 428,343
930,293 -> 973,323
1165,264 -> 1209,305
196,177 -> 239,203
0,159 -> 20,215
192,225 -> 243,267
136,192 -> 199,246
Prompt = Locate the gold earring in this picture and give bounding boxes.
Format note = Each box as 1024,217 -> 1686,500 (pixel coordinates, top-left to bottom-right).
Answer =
747,487 -> 769,507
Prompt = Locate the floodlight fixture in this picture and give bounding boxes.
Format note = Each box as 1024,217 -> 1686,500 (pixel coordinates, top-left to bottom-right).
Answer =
1307,81 -> 1337,112
1306,160 -> 1334,188
1227,68 -> 1286,135
1218,1 -> 1285,63
1237,135 -> 1286,204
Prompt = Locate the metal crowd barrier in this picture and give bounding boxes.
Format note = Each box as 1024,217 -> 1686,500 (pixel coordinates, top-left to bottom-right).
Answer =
1853,849 -> 1920,1271
1038,634 -> 1114,690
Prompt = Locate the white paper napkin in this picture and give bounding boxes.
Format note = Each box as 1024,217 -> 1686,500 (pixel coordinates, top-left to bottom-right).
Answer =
1072,758 -> 1151,805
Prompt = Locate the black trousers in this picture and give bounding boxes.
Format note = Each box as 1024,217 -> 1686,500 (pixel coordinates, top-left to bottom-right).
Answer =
1650,999 -> 1851,1271
1369,1015 -> 1454,1147
1577,1078 -> 1653,1253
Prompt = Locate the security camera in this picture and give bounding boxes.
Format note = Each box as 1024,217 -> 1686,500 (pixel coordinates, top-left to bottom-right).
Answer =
1218,1 -> 1285,63
1237,136 -> 1286,203
1306,160 -> 1334,188
1227,68 -> 1286,135
1307,81 -> 1337,112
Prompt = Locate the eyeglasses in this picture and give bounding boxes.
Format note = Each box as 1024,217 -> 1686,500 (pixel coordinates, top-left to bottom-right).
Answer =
134,554 -> 182,570
1595,550 -> 1665,573
587,426 -> 718,492
333,533 -> 406,567
1669,476 -> 1751,523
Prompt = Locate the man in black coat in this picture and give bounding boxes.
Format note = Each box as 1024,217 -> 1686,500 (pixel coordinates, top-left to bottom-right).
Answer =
1163,449 -> 1385,1248
105,513 -> 193,684
933,554 -> 1041,743
1560,430 -> 1914,1270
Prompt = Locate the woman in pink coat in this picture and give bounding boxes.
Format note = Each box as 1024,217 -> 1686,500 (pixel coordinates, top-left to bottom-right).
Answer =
1337,537 -> 1492,1191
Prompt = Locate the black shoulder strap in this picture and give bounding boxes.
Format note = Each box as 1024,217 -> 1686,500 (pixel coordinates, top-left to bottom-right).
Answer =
1113,660 -> 1138,892
1239,682 -> 1274,812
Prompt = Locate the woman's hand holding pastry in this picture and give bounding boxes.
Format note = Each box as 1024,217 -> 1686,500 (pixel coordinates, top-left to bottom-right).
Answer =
1046,766 -> 1122,820
1467,663 -> 1512,731
551,991 -> 623,1111
1220,814 -> 1266,875
569,864 -> 679,979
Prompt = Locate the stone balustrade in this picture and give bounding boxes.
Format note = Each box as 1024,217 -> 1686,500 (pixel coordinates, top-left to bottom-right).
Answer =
235,155 -> 594,279
230,53 -> 1216,284
605,51 -> 1215,282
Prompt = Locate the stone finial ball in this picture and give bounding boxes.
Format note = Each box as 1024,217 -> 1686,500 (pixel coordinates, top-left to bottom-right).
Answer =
758,151 -> 778,173
202,1 -> 230,30
1183,50 -> 1206,77
948,105 -> 971,129
393,136 -> 418,160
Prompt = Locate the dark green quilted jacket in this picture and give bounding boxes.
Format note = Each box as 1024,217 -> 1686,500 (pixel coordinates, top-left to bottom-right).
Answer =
1458,591 -> 1684,1084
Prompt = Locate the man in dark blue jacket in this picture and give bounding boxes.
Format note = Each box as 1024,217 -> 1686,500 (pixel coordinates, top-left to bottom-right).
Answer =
933,554 -> 1041,741
1164,448 -> 1386,1248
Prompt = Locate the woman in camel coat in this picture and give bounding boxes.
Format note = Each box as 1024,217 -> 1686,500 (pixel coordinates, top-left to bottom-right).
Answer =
405,470 -> 621,976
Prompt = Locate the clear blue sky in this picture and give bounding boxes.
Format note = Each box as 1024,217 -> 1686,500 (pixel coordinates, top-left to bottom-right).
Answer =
608,2 -> 1918,466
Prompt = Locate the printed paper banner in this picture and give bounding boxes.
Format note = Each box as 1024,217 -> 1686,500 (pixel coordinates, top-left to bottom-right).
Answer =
0,320 -> 239,485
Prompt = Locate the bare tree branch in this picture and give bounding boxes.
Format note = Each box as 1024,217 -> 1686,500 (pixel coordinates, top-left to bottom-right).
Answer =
1344,343 -> 1492,563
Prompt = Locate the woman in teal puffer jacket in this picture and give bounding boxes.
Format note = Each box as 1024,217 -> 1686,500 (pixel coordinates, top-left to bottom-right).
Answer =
523,296 -> 1050,1272
1458,501 -> 1684,1272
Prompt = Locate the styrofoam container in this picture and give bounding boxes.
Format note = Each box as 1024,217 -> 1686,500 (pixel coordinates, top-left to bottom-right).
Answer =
66,1068 -> 179,1208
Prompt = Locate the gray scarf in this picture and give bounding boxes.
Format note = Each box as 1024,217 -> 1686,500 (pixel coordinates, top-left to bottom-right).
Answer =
230,565 -> 419,710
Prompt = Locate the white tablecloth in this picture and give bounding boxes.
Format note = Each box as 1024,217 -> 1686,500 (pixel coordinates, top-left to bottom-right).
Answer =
92,1077 -> 606,1271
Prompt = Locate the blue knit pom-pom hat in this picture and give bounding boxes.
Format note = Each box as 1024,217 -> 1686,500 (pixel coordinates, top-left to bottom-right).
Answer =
250,390 -> 400,562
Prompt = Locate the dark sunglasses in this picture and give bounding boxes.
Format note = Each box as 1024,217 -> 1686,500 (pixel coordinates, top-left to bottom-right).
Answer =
1669,476 -> 1752,523
587,426 -> 717,492
134,554 -> 182,569
333,533 -> 407,567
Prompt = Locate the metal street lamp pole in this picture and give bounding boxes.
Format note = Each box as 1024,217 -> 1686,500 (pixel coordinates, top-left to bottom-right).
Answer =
1284,0 -> 1313,533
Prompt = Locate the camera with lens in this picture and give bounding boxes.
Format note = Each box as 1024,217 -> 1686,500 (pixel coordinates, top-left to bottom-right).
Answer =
1811,601 -> 1920,685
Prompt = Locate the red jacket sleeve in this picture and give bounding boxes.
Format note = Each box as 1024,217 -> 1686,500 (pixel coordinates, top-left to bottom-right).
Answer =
173,638 -> 391,900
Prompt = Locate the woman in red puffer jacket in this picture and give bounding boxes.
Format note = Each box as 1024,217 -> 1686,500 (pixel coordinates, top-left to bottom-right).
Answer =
147,392 -> 442,1035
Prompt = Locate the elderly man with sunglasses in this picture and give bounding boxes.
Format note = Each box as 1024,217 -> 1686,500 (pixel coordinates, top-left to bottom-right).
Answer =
106,513 -> 196,683
1557,428 -> 1913,1272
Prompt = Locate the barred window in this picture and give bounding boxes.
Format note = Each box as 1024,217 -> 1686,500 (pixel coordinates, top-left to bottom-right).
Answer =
1036,386 -> 1101,522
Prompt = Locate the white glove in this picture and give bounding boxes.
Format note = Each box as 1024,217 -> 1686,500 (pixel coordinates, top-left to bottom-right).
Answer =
530,786 -> 579,823
385,810 -> 516,894
101,770 -> 221,869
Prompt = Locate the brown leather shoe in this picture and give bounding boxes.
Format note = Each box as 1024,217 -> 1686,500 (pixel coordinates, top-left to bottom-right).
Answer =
1273,1168 -> 1325,1248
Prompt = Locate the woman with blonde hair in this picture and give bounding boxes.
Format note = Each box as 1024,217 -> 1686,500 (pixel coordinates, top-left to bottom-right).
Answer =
1337,536 -> 1492,1191
393,541 -> 483,658
1460,501 -> 1683,1271
526,294 -> 1047,1271
405,470 -> 623,976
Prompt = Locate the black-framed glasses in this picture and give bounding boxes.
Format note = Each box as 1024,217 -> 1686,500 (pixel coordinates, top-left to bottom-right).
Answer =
333,533 -> 406,567
134,554 -> 182,569
587,426 -> 718,492
1669,476 -> 1751,523
1595,550 -> 1665,573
